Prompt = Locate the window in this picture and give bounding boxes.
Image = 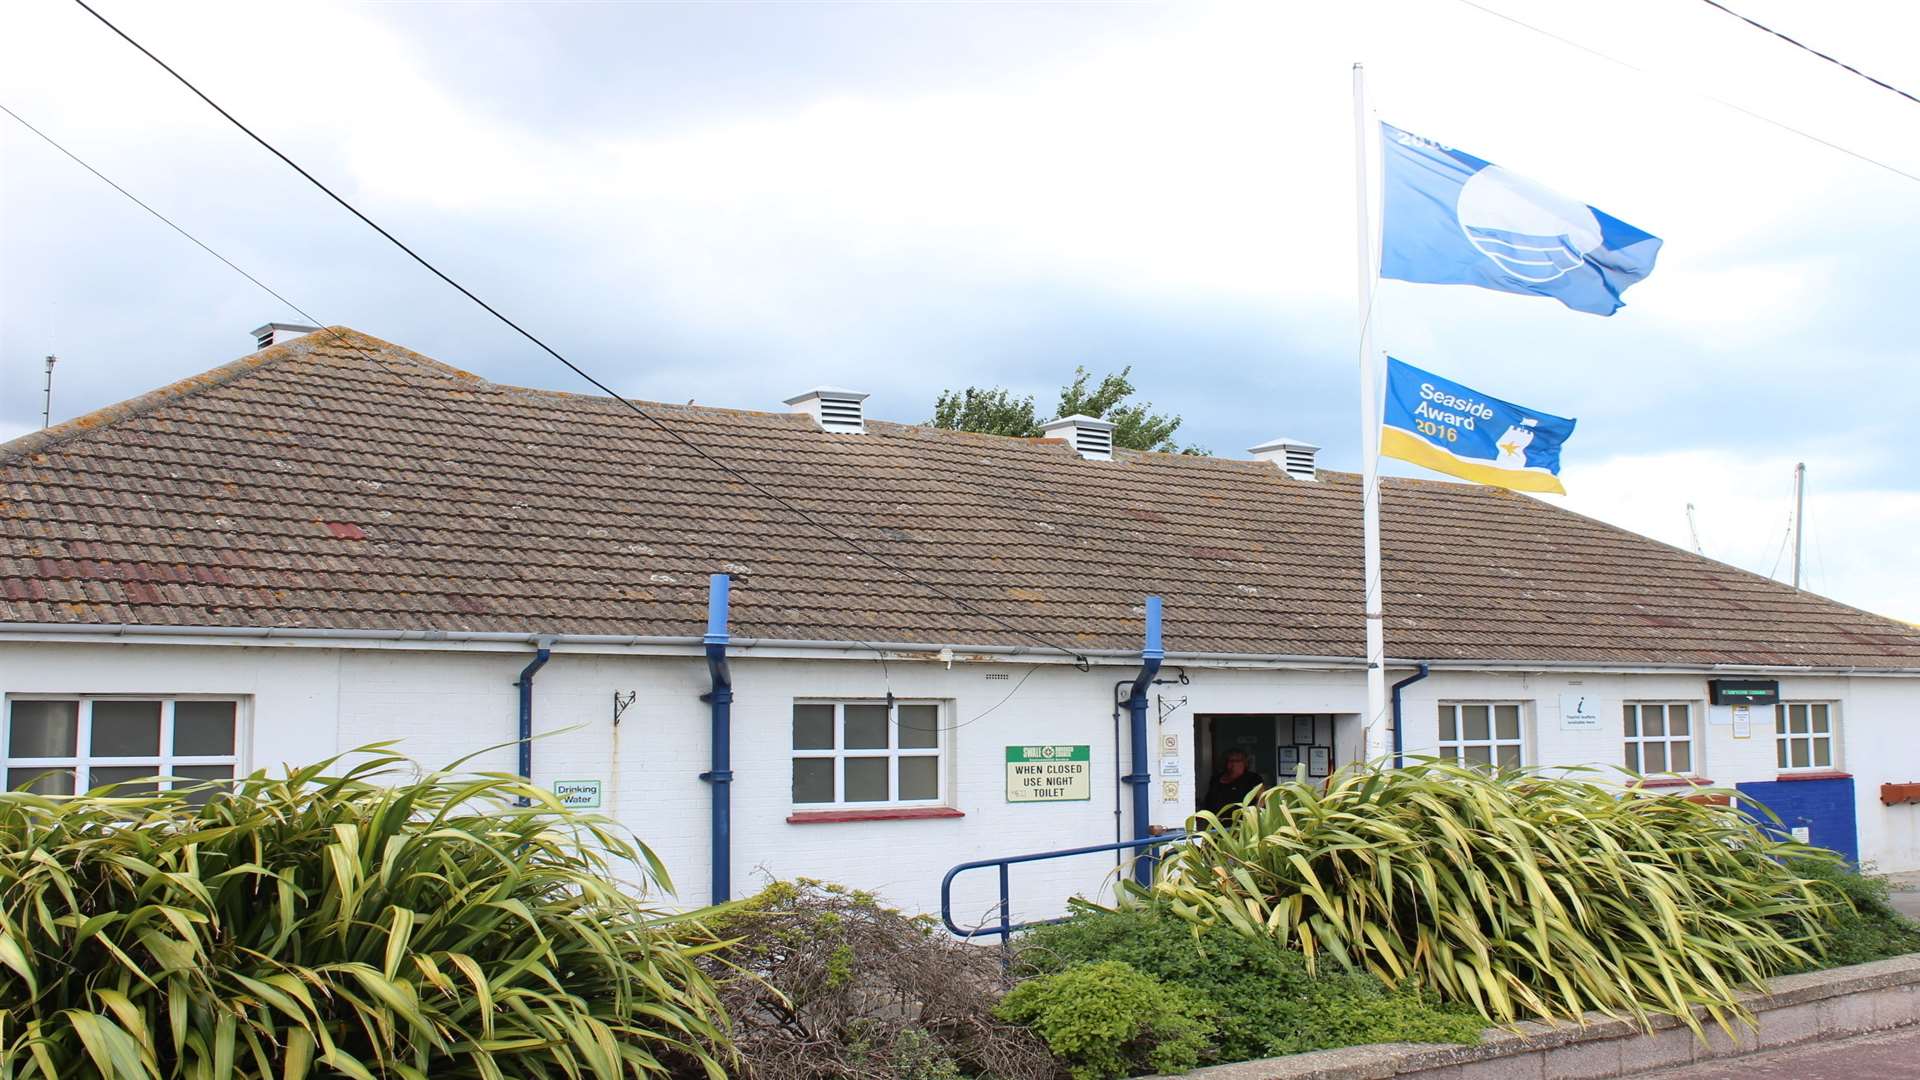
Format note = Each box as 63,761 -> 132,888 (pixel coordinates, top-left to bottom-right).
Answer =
1777,702 -> 1837,772
4,697 -> 243,801
1623,702 -> 1696,775
792,700 -> 944,807
1437,702 -> 1524,768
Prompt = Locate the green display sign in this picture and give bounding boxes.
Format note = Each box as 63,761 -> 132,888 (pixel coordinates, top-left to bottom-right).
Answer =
1005,745 -> 1091,802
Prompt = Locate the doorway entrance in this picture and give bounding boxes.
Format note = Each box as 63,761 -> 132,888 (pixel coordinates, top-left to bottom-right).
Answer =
1193,713 -> 1337,811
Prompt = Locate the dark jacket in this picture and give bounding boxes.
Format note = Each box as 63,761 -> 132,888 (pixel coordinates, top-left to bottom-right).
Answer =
1201,770 -> 1265,816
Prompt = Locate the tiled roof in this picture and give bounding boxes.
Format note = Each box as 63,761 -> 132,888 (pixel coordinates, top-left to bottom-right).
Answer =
4,328 -> 1918,668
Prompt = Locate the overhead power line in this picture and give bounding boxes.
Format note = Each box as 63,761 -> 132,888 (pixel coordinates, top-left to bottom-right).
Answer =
1449,0 -> 1920,187
69,0 -> 1092,667
1693,0 -> 1920,107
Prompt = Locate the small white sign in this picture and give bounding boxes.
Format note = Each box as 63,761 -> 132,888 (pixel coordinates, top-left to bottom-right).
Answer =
1731,706 -> 1752,740
1559,693 -> 1600,731
1790,826 -> 1811,844
553,779 -> 602,809
1159,756 -> 1182,777
1160,732 -> 1180,754
1161,780 -> 1181,802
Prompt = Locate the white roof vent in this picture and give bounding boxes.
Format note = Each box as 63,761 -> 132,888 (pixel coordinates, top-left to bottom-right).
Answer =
251,322 -> 319,351
784,386 -> 869,434
1250,437 -> 1319,481
1042,414 -> 1116,461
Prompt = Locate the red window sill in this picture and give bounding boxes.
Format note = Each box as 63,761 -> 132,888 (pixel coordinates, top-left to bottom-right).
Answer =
1776,771 -> 1852,782
786,807 -> 966,825
1635,777 -> 1714,789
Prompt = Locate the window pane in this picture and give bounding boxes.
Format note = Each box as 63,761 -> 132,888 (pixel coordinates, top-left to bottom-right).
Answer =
1643,705 -> 1665,737
1670,742 -> 1691,773
1438,706 -> 1457,742
1495,705 -> 1520,742
1643,743 -> 1667,773
1463,744 -> 1492,766
170,764 -> 234,807
1496,744 -> 1521,769
1463,706 -> 1490,742
7,767 -> 74,795
1789,705 -> 1809,734
91,701 -> 161,756
174,702 -> 236,756
844,758 -> 888,802
1811,705 -> 1830,734
8,701 -> 79,758
1791,739 -> 1809,768
1777,739 -> 1789,770
88,766 -> 159,796
1626,742 -> 1640,771
1622,705 -> 1637,738
844,705 -> 888,750
1669,705 -> 1689,736
793,758 -> 833,803
897,704 -> 939,749
793,705 -> 834,750
1813,738 -> 1831,768
899,756 -> 938,800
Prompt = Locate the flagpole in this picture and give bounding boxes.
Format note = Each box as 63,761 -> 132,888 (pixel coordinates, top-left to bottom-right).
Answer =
1352,62 -> 1389,763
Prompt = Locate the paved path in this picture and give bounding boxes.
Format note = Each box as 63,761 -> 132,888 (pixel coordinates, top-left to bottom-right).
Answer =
1632,1025 -> 1920,1078
1891,888 -> 1920,922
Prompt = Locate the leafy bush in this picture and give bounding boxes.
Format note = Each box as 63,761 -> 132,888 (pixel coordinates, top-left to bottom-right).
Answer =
1783,859 -> 1920,970
0,749 -> 732,1079
995,961 -> 1214,1080
1133,762 -> 1841,1034
1017,905 -> 1480,1061
707,879 -> 1052,1080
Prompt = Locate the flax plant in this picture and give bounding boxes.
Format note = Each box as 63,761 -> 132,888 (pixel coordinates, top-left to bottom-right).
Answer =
0,747 -> 733,1079
1132,761 -> 1840,1036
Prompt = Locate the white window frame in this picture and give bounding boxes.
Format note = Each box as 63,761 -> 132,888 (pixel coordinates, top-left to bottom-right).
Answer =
1436,701 -> 1527,768
1622,701 -> 1701,777
1776,701 -> 1839,773
791,699 -> 948,809
4,695 -> 248,795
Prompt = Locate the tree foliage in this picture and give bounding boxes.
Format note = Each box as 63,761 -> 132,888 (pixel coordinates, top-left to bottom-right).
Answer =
929,366 -> 1206,454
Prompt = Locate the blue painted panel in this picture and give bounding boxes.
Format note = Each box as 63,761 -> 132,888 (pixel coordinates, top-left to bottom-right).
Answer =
1736,777 -> 1858,865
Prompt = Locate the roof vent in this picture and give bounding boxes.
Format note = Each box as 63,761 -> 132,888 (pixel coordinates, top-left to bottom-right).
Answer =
784,386 -> 869,434
1042,414 -> 1116,461
251,322 -> 319,351
1249,437 -> 1319,481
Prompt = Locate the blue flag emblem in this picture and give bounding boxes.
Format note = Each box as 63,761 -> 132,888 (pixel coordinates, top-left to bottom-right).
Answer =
1379,123 -> 1661,316
1380,357 -> 1576,494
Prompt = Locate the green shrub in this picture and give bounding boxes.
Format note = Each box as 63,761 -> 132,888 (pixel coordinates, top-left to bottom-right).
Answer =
1016,905 -> 1479,1061
1783,859 -> 1920,970
1133,762 -> 1842,1035
0,748 -> 733,1079
995,961 -> 1214,1080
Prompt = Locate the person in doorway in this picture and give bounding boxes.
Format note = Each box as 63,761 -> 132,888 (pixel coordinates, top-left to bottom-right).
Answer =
1201,749 -> 1265,817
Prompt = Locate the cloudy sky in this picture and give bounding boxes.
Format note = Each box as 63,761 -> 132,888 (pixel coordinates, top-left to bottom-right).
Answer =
3,1 -> 1916,620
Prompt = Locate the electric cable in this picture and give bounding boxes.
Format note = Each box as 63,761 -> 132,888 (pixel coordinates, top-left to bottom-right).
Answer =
1693,0 -> 1920,107
1448,0 -> 1920,187
70,0 -> 1092,668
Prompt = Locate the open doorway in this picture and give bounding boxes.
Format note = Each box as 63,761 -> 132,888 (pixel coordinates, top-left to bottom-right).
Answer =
1193,713 -> 1338,813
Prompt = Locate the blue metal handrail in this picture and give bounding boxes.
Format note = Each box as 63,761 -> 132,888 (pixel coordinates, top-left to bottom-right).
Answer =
939,831 -> 1186,943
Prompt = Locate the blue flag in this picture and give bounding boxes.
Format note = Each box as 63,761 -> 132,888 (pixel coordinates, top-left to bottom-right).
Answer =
1381,357 -> 1576,493
1379,123 -> 1661,316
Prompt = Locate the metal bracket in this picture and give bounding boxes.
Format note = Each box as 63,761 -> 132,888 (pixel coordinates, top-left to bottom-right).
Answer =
1156,695 -> 1189,723
612,690 -> 637,726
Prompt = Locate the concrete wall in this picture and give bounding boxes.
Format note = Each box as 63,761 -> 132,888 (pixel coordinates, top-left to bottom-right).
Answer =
5,639 -> 1919,924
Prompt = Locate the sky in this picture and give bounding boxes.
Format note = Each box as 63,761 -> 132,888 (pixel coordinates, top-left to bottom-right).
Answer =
2,0 -> 1916,621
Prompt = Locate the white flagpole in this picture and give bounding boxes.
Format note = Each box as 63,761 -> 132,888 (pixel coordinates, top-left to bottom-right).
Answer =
1352,63 -> 1389,762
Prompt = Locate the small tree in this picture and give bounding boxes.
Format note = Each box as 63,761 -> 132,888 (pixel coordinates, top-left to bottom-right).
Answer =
930,367 -> 1206,454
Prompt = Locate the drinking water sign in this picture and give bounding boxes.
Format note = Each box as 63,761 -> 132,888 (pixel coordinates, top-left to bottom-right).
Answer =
1006,745 -> 1091,802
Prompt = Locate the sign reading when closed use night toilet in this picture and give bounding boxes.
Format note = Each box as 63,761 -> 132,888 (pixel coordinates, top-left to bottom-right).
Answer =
1005,745 -> 1091,802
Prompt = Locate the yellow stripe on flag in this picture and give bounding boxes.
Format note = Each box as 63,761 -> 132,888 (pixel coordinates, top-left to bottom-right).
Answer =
1379,427 -> 1566,494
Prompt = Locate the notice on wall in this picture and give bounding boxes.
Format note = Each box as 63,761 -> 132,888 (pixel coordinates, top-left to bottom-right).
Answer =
1731,705 -> 1752,740
1159,756 -> 1182,777
1558,693 -> 1600,731
553,779 -> 602,809
1006,745 -> 1091,802
1161,780 -> 1181,803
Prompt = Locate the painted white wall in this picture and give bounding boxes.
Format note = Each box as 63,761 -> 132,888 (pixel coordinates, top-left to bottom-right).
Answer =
5,640 -> 1918,924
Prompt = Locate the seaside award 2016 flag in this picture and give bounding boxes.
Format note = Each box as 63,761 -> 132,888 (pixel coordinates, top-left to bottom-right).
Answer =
1382,357 -> 1576,494
1379,122 -> 1662,316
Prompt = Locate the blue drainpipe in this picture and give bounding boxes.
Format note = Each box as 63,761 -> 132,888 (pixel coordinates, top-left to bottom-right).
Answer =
698,574 -> 733,905
514,637 -> 556,806
1124,596 -> 1164,886
1390,662 -> 1430,770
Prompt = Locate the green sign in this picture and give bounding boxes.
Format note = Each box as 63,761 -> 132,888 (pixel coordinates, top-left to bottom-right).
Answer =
1005,745 -> 1091,802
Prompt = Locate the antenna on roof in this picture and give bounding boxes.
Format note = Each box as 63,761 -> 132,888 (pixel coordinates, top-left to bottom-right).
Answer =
41,355 -> 57,429
1685,502 -> 1705,556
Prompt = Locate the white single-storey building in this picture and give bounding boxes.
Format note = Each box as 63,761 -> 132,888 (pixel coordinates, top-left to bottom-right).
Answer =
5,326 -> 1919,927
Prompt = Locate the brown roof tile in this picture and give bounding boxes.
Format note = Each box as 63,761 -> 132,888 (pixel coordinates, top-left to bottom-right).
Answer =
3,328 -> 1918,668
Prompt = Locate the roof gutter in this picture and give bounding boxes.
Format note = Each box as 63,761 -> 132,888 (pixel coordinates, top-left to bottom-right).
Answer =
1,623 -> 1916,676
